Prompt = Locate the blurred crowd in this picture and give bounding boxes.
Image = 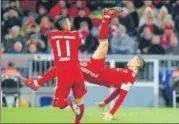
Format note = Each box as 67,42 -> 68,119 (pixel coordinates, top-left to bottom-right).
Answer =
1,0 -> 179,55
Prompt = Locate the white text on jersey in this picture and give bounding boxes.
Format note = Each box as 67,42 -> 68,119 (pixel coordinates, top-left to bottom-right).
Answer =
52,36 -> 75,40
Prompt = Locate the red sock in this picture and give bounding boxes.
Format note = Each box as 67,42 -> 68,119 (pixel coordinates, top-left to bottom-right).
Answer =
75,104 -> 84,124
38,67 -> 56,85
98,17 -> 110,40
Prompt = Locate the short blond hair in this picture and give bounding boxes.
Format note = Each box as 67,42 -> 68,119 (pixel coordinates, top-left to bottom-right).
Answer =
136,56 -> 146,71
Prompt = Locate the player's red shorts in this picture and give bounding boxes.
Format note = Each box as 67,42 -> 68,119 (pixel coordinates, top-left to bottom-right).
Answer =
53,66 -> 87,105
80,57 -> 105,82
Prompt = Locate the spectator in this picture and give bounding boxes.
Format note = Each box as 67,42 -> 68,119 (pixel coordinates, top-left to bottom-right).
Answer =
148,35 -> 165,54
125,0 -> 139,28
79,22 -> 98,54
19,0 -> 37,14
138,0 -> 156,19
36,0 -> 52,12
139,27 -> 153,54
40,17 -> 52,50
156,6 -> 172,30
138,16 -> 163,37
3,0 -> 23,16
60,7 -> 73,22
24,25 -> 40,40
1,1 -> 9,10
10,42 -> 24,54
3,8 -> 22,34
118,7 -> 136,36
166,36 -> 179,54
27,34 -> 46,53
110,16 -> 120,36
110,25 -> 136,54
4,25 -> 25,53
161,21 -> 176,48
73,7 -> 92,30
35,5 -> 48,24
27,43 -> 38,54
61,7 -> 69,17
69,0 -> 91,18
21,15 -> 38,36
49,0 -> 66,20
139,7 -> 157,27
172,0 -> 179,20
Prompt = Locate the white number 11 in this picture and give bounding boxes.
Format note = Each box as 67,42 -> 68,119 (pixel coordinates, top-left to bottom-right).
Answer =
56,40 -> 71,57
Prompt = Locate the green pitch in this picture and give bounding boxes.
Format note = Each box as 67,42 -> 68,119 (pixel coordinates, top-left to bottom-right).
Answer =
2,107 -> 179,123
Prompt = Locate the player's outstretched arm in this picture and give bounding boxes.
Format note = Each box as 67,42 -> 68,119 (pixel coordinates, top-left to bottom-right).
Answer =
109,89 -> 128,115
103,81 -> 133,121
104,88 -> 120,104
103,89 -> 129,121
21,67 -> 57,91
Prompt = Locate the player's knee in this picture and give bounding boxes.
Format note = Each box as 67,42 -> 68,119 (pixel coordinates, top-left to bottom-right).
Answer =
99,41 -> 109,49
59,105 -> 66,109
58,102 -> 67,109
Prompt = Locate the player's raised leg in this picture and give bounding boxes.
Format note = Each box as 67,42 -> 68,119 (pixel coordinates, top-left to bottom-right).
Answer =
92,7 -> 122,59
20,67 -> 56,91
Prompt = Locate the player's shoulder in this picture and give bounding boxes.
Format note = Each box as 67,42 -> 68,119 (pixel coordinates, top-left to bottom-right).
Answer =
117,68 -> 136,82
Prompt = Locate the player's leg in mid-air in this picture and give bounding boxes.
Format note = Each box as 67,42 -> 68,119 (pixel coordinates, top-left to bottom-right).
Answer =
92,7 -> 122,60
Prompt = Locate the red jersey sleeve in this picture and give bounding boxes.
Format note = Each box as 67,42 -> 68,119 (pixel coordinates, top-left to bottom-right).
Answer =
109,88 -> 129,115
104,88 -> 120,104
104,69 -> 136,115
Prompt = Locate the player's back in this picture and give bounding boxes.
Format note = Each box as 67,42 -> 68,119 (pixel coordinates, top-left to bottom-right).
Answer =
49,31 -> 81,70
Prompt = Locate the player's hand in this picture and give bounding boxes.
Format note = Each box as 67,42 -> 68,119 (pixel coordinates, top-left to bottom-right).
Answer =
103,112 -> 113,121
96,102 -> 106,111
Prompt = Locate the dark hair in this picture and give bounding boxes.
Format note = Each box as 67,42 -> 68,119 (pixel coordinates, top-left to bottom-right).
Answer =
54,15 -> 68,30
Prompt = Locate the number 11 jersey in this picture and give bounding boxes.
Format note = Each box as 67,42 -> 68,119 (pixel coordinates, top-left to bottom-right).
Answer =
49,31 -> 81,71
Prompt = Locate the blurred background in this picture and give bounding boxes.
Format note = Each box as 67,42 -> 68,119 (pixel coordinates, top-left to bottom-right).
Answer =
1,0 -> 179,110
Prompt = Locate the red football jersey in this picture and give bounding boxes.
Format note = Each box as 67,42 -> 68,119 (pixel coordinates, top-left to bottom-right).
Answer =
49,31 -> 81,70
80,61 -> 136,88
98,67 -> 136,87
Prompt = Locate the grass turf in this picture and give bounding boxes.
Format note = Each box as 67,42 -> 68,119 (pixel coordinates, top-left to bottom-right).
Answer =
2,107 -> 179,123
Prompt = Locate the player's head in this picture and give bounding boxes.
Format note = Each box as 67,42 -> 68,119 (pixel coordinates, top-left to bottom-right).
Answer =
127,56 -> 145,72
54,15 -> 71,31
